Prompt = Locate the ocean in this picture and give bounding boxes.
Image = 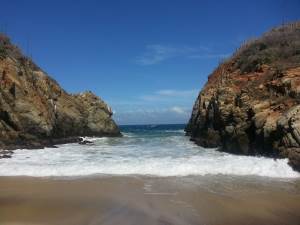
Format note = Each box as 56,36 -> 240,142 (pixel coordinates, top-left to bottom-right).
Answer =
0,124 -> 298,178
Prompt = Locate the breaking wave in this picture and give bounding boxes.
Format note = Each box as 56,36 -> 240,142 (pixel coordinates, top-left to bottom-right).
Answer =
0,125 -> 299,178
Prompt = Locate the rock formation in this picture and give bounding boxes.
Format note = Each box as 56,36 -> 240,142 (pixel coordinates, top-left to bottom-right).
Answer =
186,22 -> 300,171
0,34 -> 120,150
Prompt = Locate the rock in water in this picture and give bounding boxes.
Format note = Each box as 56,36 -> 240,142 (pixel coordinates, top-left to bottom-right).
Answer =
0,34 -> 121,149
186,22 -> 300,171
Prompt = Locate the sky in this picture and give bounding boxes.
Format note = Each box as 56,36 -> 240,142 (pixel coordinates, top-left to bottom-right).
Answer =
0,0 -> 299,125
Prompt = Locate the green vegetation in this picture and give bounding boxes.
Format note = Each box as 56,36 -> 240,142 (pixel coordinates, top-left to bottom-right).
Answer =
0,33 -> 41,71
233,22 -> 300,74
0,33 -> 9,59
0,45 -> 7,58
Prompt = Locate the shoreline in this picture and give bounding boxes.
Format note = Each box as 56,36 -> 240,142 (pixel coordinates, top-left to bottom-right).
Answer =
1,175 -> 300,225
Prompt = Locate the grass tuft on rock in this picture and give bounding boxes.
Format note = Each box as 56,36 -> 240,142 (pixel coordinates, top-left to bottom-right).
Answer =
233,22 -> 300,74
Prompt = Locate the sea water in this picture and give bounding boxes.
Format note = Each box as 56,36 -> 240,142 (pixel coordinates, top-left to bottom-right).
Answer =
0,124 -> 299,178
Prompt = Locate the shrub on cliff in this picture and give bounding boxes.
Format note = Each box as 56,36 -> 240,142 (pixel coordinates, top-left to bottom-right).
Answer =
233,22 -> 300,73
0,36 -> 8,59
0,45 -> 7,58
0,33 -> 41,71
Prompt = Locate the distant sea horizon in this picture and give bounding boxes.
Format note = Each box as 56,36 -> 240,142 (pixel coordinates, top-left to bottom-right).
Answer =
119,123 -> 186,126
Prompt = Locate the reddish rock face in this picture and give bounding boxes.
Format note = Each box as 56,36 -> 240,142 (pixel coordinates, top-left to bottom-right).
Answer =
0,34 -> 120,150
186,22 -> 300,171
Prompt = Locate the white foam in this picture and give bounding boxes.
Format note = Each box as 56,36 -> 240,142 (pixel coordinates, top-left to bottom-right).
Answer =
163,129 -> 185,133
0,131 -> 299,178
81,136 -> 108,142
0,145 -> 298,178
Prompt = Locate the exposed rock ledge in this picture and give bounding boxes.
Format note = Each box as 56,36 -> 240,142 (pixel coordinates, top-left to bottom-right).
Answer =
186,22 -> 300,172
0,34 -> 121,151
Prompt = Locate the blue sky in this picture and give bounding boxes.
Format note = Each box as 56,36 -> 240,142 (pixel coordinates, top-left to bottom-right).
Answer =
1,0 -> 299,125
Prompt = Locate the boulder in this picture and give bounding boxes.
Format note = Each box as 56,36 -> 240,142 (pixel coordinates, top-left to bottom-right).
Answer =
0,34 -> 121,150
186,22 -> 300,171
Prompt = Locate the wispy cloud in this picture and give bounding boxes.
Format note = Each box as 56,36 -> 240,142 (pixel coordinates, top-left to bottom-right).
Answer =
140,89 -> 198,101
156,89 -> 198,97
135,45 -> 197,65
188,53 -> 230,59
110,89 -> 197,124
135,44 -> 227,65
170,106 -> 188,115
113,106 -> 191,125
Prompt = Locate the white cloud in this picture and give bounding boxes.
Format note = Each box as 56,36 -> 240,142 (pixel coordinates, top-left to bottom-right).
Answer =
113,106 -> 191,125
110,89 -> 197,125
156,89 -> 198,97
135,44 -> 227,65
188,53 -> 230,59
140,89 -> 198,101
170,106 -> 187,115
135,44 -> 206,65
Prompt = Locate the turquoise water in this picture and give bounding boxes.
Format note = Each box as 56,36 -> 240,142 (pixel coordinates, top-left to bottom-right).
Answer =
0,124 -> 299,178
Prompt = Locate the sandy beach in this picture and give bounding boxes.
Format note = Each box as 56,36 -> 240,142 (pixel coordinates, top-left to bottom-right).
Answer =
1,175 -> 300,225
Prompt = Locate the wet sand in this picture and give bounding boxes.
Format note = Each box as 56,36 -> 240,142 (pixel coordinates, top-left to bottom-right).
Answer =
0,175 -> 300,225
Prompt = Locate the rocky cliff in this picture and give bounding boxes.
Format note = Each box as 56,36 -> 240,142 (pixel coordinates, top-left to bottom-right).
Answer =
186,22 -> 300,171
0,34 -> 120,150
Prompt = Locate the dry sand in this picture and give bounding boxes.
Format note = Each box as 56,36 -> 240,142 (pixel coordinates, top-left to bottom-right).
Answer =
0,175 -> 300,225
